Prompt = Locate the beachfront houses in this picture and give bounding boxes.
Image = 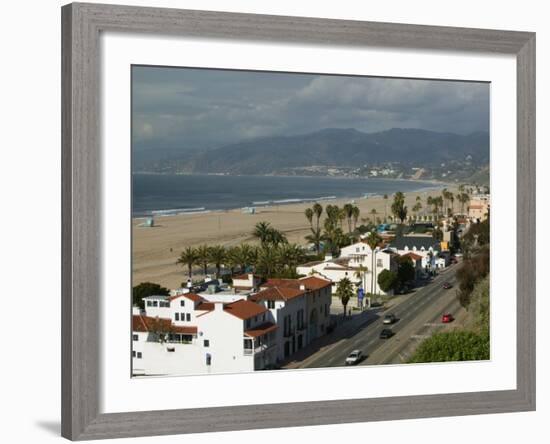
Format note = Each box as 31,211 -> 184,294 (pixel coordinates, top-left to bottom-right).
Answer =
132,275 -> 332,376
297,241 -> 400,297
387,235 -> 448,270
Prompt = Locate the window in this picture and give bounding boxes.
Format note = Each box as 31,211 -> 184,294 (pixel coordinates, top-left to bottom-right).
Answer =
175,313 -> 180,321
159,301 -> 169,307
152,300 -> 158,307
180,300 -> 185,307
132,334 -> 138,341
206,354 -> 212,366
146,301 -> 152,307
204,340 -> 210,347
246,319 -> 251,328
182,335 -> 192,344
267,300 -> 275,309
132,350 -> 136,358
137,352 -> 142,359
167,347 -> 175,352
356,247 -> 360,253
377,259 -> 383,267
186,313 -> 191,322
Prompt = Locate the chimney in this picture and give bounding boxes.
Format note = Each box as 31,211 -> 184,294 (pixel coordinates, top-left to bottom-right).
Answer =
299,284 -> 306,291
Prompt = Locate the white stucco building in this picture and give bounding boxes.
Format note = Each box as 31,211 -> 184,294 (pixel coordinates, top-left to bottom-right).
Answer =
297,241 -> 399,297
387,235 -> 447,270
132,275 -> 332,376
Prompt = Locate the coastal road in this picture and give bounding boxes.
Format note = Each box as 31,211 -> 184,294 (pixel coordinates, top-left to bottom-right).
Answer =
297,265 -> 460,369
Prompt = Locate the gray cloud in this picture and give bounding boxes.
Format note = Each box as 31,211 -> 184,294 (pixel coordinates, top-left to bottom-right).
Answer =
132,66 -> 489,152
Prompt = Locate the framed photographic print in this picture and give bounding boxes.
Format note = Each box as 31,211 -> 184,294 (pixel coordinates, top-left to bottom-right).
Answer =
61,2 -> 535,440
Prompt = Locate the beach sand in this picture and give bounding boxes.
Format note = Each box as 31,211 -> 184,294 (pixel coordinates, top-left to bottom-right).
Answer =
132,186 -> 456,289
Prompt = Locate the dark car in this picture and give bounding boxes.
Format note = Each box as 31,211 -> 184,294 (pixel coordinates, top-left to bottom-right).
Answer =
379,328 -> 393,339
442,282 -> 453,289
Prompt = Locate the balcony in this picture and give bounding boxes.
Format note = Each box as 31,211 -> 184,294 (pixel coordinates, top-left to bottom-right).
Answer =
244,343 -> 274,356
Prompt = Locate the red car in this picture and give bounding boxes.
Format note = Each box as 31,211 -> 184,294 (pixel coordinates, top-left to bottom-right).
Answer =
442,313 -> 454,323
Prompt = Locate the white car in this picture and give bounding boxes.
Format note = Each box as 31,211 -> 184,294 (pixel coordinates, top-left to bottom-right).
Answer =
345,350 -> 363,365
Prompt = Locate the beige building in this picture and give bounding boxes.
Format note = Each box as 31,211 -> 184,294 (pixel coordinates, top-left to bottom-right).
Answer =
468,195 -> 490,221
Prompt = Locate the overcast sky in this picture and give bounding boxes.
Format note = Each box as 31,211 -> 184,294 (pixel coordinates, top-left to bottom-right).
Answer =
132,65 -> 490,152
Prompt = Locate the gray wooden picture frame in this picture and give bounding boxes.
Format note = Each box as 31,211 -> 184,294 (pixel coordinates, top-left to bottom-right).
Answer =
61,2 -> 536,440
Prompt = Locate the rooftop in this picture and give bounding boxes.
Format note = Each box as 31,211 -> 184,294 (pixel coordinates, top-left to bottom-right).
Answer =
132,315 -> 198,335
389,236 -> 441,252
250,286 -> 305,302
223,299 -> 268,320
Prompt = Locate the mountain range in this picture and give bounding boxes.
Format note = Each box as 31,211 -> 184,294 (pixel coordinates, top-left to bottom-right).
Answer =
133,127 -> 489,175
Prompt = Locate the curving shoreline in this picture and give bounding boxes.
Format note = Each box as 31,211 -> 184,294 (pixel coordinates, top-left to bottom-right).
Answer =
132,185 -> 455,289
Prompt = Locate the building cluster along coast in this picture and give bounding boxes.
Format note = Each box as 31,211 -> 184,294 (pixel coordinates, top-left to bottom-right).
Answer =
132,184 -> 490,375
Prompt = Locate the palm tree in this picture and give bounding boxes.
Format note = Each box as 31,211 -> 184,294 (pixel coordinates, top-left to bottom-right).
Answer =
253,221 -> 273,245
208,245 -> 226,278
176,247 -> 198,281
312,203 -> 323,231
230,244 -> 255,273
196,244 -> 210,277
365,230 -> 382,295
304,208 -> 314,228
412,201 -> 422,219
305,227 -> 323,254
441,188 -> 448,214
255,245 -> 279,278
343,203 -> 354,233
383,194 -> 388,221
335,277 -> 354,318
391,191 -> 408,224
351,206 -> 360,232
278,243 -> 305,271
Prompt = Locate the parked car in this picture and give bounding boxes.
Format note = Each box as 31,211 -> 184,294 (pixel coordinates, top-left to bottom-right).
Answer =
442,313 -> 454,323
345,350 -> 363,365
442,282 -> 453,289
383,313 -> 397,325
379,328 -> 394,339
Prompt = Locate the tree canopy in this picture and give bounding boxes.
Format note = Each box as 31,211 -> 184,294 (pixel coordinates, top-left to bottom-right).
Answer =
132,282 -> 169,309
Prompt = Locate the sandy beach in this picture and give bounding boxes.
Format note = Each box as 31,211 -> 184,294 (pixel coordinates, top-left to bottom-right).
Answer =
132,184 -> 458,289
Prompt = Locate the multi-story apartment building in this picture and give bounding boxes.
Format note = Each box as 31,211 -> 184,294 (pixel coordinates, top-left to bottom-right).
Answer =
132,275 -> 332,376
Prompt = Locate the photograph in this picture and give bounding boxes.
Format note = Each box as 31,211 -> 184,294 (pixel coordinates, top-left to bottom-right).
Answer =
131,66 -> 491,377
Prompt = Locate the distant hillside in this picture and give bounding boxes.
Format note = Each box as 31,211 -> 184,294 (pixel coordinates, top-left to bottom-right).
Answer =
134,127 -> 489,175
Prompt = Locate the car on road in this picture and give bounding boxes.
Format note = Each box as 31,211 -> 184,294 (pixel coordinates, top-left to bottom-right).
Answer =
442,313 -> 454,323
442,282 -> 453,289
345,350 -> 363,365
379,328 -> 394,339
383,313 -> 397,324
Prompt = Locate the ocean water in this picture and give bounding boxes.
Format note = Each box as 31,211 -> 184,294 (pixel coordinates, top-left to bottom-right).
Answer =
132,174 -> 439,217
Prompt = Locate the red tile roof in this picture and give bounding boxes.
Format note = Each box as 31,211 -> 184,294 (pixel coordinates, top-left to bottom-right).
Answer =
196,302 -> 215,311
245,322 -> 277,338
250,286 -> 305,302
132,315 -> 197,335
263,276 -> 331,292
223,299 -> 267,320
